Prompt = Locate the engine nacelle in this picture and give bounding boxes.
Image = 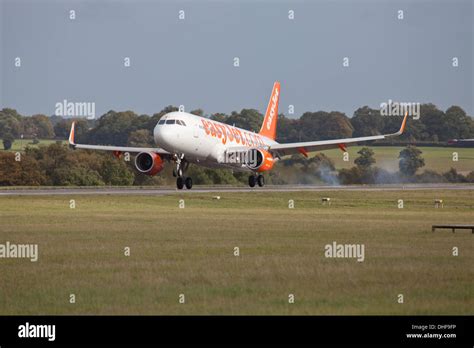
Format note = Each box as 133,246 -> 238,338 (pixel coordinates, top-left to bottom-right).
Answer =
246,148 -> 275,172
135,152 -> 164,176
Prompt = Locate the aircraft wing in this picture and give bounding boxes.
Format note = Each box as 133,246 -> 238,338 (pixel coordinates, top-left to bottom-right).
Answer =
68,122 -> 170,155
268,112 -> 408,157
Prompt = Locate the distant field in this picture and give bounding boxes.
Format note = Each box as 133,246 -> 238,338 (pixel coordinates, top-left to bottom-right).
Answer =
0,139 -> 59,151
0,190 -> 472,315
319,146 -> 474,174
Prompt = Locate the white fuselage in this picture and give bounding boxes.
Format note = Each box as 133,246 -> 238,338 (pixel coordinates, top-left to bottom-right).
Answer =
153,112 -> 278,171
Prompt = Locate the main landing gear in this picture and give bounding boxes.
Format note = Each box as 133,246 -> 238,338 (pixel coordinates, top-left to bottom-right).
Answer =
176,176 -> 193,190
174,154 -> 192,190
248,174 -> 265,188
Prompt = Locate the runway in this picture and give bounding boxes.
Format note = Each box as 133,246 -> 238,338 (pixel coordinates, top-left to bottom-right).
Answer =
0,184 -> 472,196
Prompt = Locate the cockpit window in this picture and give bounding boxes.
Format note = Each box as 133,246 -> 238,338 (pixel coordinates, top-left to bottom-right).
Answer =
159,119 -> 185,126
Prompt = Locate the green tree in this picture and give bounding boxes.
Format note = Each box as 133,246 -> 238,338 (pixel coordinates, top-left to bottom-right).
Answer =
416,170 -> 445,183
443,106 -> 474,140
225,109 -> 263,132
338,167 -> 363,185
399,146 -> 425,176
190,109 -> 204,116
351,106 -> 384,137
299,111 -> 353,141
127,129 -> 154,147
187,165 -> 213,184
276,114 -> 299,143
419,104 -> 445,141
21,114 -> 54,139
53,119 -> 72,138
354,147 -> 376,169
54,166 -> 104,186
210,113 -> 228,123
0,109 -> 22,139
86,111 -> 144,145
2,133 -> 15,150
53,117 -> 93,140
442,168 -> 467,183
0,152 -> 46,185
32,115 -> 54,138
100,157 -> 135,185
0,108 -> 22,120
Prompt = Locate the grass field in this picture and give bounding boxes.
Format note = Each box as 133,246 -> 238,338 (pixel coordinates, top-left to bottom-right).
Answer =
0,189 -> 472,315
0,139 -> 59,151
319,146 -> 474,174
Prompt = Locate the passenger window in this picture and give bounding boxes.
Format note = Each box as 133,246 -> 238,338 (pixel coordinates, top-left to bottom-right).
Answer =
166,119 -> 175,125
158,120 -> 165,125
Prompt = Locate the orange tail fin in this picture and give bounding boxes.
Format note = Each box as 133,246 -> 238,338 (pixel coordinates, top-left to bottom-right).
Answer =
259,81 -> 280,140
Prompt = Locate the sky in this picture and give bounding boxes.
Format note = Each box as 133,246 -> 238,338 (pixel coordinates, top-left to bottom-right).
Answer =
1,0 -> 473,119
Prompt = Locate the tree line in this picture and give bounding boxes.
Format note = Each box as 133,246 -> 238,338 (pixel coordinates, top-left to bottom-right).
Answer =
1,103 -> 474,151
1,142 -> 473,186
1,104 -> 473,186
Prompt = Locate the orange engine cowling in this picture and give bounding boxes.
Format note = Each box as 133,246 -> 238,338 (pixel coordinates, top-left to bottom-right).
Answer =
135,152 -> 164,176
246,148 -> 275,172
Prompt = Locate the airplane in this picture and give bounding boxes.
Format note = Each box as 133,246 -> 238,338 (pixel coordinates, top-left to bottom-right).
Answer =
68,82 -> 408,189
448,138 -> 474,147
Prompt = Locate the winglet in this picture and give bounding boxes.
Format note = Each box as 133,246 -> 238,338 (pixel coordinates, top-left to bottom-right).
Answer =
385,111 -> 408,137
68,121 -> 76,147
394,111 -> 408,136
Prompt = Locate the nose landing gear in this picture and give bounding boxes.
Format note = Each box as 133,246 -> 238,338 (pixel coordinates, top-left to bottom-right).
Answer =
174,155 -> 193,190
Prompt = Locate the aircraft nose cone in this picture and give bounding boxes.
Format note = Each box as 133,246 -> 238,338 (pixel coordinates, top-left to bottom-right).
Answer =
154,125 -> 174,150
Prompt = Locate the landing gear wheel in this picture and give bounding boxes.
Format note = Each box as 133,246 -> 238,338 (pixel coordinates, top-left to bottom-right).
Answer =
176,177 -> 184,190
248,175 -> 256,188
257,175 -> 265,187
185,177 -> 193,190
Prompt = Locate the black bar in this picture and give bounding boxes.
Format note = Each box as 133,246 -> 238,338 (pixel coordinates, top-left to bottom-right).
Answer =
0,316 -> 472,346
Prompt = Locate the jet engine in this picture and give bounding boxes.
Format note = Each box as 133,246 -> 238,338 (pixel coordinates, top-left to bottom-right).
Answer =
245,148 -> 275,172
135,152 -> 164,176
